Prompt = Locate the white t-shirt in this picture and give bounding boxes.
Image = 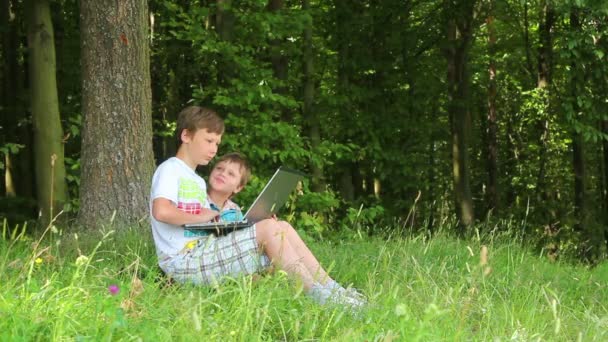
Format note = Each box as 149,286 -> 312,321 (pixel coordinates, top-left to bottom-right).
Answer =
150,157 -> 211,259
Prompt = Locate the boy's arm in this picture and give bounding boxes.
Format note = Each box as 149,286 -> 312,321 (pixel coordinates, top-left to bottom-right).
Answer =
152,198 -> 219,226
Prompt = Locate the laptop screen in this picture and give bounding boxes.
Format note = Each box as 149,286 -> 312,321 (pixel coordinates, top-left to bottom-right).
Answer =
243,166 -> 305,223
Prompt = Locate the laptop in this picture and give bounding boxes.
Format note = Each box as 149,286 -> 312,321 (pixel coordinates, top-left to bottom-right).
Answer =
183,166 -> 305,232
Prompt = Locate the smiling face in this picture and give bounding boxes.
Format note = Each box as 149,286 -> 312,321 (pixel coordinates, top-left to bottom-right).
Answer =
177,128 -> 222,169
209,160 -> 245,196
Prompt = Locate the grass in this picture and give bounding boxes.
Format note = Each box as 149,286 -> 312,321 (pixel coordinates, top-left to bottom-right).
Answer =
1,220 -> 607,341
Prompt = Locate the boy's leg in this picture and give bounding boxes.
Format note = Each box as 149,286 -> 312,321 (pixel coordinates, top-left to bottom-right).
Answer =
255,220 -> 315,290
276,221 -> 331,284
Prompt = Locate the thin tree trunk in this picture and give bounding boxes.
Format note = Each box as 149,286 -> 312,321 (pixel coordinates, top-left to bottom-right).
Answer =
535,0 -> 554,204
26,0 -> 68,226
303,0 -> 324,192
486,3 -> 499,216
445,0 -> 476,232
602,119 -> 608,250
570,8 -> 597,261
505,117 -> 517,206
267,0 -> 289,119
335,0 -> 355,201
79,0 -> 154,226
216,0 -> 234,86
1,0 -> 12,196
522,0 -> 535,85
427,138 -> 436,233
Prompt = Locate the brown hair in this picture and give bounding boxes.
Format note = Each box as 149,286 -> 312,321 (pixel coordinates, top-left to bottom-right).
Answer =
214,152 -> 251,187
176,106 -> 225,145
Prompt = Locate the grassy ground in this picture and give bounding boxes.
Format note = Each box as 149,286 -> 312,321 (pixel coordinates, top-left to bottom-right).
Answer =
1,221 -> 607,341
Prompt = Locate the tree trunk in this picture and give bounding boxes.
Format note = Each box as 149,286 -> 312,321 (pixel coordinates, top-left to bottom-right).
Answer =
427,138 -> 436,233
79,0 -> 154,226
522,0 -> 535,85
335,0 -> 355,201
303,0 -> 324,192
26,0 -> 68,226
570,8 -> 597,261
445,0 -> 476,232
535,0 -> 554,204
267,0 -> 289,118
215,0 -> 234,86
485,3 -> 499,216
1,0 -> 12,196
602,119 -> 608,250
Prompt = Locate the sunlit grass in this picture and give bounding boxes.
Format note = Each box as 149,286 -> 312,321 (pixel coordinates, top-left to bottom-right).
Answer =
1,219 -> 607,340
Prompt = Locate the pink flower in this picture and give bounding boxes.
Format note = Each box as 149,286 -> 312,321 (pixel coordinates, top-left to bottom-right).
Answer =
108,284 -> 119,295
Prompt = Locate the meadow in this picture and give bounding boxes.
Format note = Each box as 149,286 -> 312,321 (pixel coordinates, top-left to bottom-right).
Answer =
1,220 -> 607,341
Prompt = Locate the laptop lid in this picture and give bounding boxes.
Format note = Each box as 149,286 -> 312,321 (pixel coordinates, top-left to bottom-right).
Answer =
243,166 -> 305,223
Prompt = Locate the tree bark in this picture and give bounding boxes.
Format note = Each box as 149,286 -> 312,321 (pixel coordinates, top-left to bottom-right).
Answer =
522,0 -> 535,85
79,0 -> 154,226
535,0 -> 554,204
26,0 -> 68,226
303,0 -> 324,192
215,0 -> 234,86
267,0 -> 289,108
570,7 -> 598,262
1,0 -> 13,196
444,0 -> 476,231
335,0 -> 355,201
602,119 -> 608,250
485,3 -> 499,216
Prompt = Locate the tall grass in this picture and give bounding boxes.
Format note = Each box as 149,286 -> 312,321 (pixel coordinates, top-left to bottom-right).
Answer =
1,219 -> 607,340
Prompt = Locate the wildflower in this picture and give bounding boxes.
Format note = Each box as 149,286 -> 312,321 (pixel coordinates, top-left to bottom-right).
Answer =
395,304 -> 407,317
76,255 -> 89,266
35,257 -> 43,265
108,284 -> 120,295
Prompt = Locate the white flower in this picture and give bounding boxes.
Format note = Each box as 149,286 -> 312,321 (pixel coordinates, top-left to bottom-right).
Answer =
75,255 -> 89,266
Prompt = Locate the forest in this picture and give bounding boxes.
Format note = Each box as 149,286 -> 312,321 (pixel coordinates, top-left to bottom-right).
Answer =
1,0 -> 608,262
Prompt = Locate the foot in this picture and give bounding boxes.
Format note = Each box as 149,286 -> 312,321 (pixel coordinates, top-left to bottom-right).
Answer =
308,282 -> 366,309
324,280 -> 367,303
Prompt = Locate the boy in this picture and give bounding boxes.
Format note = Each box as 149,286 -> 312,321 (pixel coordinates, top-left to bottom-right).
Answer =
150,106 -> 364,308
207,153 -> 366,307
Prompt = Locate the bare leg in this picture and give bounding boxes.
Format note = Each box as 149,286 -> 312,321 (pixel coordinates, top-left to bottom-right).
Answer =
255,220 -> 315,289
277,221 -> 331,284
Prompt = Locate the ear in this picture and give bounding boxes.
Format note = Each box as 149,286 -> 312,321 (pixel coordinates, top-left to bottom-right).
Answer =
180,129 -> 192,143
232,184 -> 244,195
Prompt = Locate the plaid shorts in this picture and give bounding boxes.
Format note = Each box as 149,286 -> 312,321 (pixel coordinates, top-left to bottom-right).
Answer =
160,226 -> 271,285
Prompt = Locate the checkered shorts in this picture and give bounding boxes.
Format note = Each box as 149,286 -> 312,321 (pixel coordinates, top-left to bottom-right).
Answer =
160,226 -> 271,285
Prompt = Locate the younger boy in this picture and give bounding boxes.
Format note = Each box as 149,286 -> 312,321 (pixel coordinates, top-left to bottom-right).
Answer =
150,106 -> 364,309
206,152 -> 366,307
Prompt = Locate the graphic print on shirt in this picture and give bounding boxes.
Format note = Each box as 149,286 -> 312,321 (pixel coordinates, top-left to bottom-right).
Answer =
176,177 -> 209,238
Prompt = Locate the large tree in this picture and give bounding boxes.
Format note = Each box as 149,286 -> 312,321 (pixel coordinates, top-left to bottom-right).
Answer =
26,0 -> 68,226
444,0 -> 477,230
78,0 -> 154,226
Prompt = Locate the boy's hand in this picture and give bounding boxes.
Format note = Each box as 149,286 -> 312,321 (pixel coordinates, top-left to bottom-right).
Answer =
152,198 -> 219,225
198,208 -> 220,223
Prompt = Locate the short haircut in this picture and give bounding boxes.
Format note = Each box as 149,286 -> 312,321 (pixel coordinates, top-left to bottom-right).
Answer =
176,106 -> 225,145
214,152 -> 251,187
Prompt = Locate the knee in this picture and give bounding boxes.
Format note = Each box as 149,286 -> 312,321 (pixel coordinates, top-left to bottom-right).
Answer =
278,221 -> 297,236
255,219 -> 282,240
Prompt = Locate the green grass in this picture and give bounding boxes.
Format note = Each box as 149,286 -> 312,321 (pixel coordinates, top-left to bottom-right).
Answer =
1,221 -> 607,341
